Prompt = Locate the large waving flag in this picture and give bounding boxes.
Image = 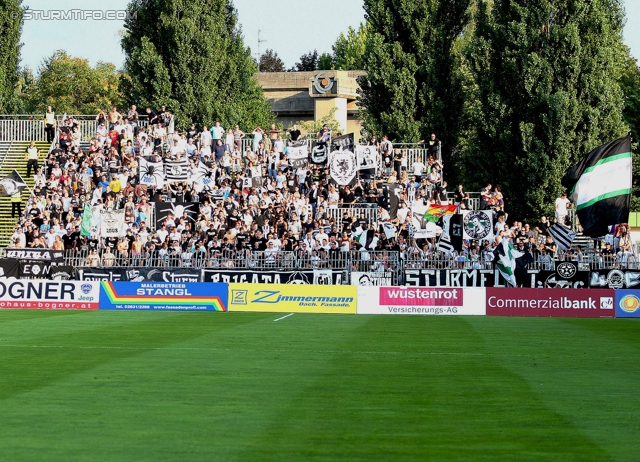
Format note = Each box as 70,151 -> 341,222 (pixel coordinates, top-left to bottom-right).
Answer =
562,136 -> 632,237
494,238 -> 523,288
423,204 -> 457,223
0,170 -> 27,196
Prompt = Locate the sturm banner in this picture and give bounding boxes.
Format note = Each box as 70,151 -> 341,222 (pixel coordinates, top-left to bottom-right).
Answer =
202,269 -> 343,285
404,267 -> 590,288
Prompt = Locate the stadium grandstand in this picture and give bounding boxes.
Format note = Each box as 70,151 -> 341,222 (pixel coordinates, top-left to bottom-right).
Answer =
0,109 -> 636,285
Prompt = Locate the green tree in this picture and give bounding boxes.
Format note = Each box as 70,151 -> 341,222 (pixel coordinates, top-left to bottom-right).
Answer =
258,49 -> 285,72
121,0 -> 273,131
358,0 -> 471,147
0,0 -> 24,112
619,49 -> 640,210
460,0 -> 628,221
26,51 -> 124,114
15,66 -> 36,112
318,53 -> 333,70
332,23 -> 369,70
293,50 -> 319,71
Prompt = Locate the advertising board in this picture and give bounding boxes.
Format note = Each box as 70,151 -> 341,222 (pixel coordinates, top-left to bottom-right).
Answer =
357,287 -> 486,315
228,283 -> 356,314
615,290 -> 640,318
486,288 -> 615,317
0,279 -> 99,310
99,282 -> 228,311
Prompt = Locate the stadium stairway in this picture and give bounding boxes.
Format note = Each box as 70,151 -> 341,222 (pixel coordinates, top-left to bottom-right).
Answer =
0,141 -> 50,246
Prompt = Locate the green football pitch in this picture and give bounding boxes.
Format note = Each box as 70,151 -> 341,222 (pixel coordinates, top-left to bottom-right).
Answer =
0,310 -> 638,461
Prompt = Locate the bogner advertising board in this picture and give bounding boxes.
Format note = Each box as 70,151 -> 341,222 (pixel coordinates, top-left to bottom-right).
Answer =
615,290 -> 640,318
0,279 -> 100,310
99,282 -> 228,311
229,283 -> 357,314
486,288 -> 615,317
357,287 -> 486,315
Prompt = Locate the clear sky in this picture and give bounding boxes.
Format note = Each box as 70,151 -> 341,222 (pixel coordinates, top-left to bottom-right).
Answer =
18,0 -> 640,72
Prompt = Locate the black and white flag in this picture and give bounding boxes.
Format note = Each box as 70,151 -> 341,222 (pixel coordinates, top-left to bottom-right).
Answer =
355,145 -> 378,171
139,157 -> 165,188
164,158 -> 189,183
288,145 -> 308,168
155,202 -> 200,229
329,150 -> 357,186
311,143 -> 327,164
192,162 -> 216,193
0,170 -> 27,196
548,223 -> 577,251
100,209 -> 126,237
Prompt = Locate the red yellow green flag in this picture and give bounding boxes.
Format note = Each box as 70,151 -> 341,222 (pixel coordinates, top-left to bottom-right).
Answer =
423,204 -> 458,222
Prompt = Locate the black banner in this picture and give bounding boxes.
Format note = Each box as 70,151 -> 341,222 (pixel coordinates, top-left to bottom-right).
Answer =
404,264 -> 590,288
589,268 -> 640,289
331,133 -> 354,151
450,214 -> 463,252
51,266 -> 75,281
155,202 -> 200,230
5,249 -> 64,262
20,261 -> 52,279
0,259 -> 21,279
202,269 -> 343,285
77,267 -> 201,282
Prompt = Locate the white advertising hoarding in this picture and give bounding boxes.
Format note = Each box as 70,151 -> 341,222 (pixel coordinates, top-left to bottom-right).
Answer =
357,286 -> 486,315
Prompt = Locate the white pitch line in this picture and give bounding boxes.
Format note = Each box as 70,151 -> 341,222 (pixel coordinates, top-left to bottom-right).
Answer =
273,313 -> 295,322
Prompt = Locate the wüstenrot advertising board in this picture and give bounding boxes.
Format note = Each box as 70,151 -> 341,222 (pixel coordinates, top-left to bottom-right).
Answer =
0,279 -> 100,310
486,288 -> 615,317
228,283 -> 356,313
357,287 -> 486,315
100,282 -> 228,311
615,290 -> 640,318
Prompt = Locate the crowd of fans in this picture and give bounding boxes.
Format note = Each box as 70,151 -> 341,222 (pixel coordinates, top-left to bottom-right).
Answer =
6,105 -> 636,272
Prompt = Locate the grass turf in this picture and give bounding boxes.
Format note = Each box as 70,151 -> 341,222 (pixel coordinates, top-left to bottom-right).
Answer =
0,310 -> 638,461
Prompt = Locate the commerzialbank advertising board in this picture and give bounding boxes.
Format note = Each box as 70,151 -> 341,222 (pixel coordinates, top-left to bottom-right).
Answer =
486,288 -> 614,317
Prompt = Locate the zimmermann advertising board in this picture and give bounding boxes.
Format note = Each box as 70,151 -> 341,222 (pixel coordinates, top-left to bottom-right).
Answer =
229,283 -> 356,314
357,287 -> 486,315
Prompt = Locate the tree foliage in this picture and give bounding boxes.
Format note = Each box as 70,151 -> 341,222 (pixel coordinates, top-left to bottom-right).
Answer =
619,48 -> 640,210
0,0 -> 24,112
332,23 -> 369,70
25,51 -> 123,114
258,49 -> 285,72
293,50 -> 319,71
358,0 -> 471,148
318,53 -> 333,71
459,0 -> 628,221
121,0 -> 273,130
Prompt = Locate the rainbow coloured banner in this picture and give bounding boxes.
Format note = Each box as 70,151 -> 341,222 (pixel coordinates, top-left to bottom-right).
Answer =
100,282 -> 228,311
424,204 -> 458,223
